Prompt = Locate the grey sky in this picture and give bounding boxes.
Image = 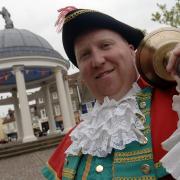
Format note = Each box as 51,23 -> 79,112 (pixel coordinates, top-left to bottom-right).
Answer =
0,0 -> 176,116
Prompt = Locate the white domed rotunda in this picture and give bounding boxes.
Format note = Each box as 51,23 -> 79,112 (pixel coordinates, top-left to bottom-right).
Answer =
0,7 -> 75,142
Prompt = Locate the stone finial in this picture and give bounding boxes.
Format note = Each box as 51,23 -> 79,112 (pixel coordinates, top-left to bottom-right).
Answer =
0,7 -> 14,29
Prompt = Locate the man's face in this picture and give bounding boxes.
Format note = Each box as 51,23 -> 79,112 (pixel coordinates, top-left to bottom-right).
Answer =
74,29 -> 138,103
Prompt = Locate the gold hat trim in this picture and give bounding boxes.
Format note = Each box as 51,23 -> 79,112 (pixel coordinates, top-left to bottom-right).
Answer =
64,9 -> 96,24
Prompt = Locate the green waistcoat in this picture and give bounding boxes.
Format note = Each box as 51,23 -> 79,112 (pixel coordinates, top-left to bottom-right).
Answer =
62,87 -> 168,180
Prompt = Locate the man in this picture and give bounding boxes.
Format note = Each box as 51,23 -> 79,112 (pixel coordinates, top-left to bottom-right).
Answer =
42,7 -> 180,179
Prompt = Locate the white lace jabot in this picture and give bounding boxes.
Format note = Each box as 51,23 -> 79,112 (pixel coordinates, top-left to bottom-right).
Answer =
66,83 -> 145,157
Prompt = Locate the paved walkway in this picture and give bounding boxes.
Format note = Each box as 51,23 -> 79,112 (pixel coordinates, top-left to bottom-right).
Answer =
0,147 -> 56,180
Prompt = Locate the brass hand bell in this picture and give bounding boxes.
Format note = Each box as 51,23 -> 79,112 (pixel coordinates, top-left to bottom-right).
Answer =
136,27 -> 180,88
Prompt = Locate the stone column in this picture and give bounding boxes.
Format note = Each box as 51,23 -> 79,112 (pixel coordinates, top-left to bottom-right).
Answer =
76,81 -> 82,105
12,91 -> 23,142
64,76 -> 76,126
54,67 -> 73,133
13,65 -> 36,142
44,85 -> 57,133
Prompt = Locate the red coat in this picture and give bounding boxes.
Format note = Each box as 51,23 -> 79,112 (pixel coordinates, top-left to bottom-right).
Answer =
47,81 -> 178,179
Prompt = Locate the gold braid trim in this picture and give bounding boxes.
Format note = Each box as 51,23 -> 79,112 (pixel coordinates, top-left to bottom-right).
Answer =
114,154 -> 153,163
113,176 -> 156,180
63,172 -> 74,179
136,92 -> 152,99
63,168 -> 75,173
82,155 -> 93,180
136,91 -> 151,115
65,9 -> 96,24
62,168 -> 76,179
114,148 -> 152,157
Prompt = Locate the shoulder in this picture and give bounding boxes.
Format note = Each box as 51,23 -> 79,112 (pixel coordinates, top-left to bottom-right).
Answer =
45,127 -> 76,179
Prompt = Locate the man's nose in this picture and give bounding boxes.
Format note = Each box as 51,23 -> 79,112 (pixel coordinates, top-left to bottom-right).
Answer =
91,51 -> 105,67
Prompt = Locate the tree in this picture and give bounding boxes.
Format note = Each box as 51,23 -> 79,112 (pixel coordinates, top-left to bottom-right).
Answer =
151,0 -> 180,28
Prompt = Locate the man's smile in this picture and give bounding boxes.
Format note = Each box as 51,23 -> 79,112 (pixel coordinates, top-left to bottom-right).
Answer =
95,68 -> 115,79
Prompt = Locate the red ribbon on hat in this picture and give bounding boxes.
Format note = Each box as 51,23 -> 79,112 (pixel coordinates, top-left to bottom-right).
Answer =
55,6 -> 77,32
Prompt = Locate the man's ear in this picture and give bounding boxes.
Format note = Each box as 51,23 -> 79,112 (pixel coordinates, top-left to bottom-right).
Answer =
129,44 -> 135,57
129,44 -> 135,50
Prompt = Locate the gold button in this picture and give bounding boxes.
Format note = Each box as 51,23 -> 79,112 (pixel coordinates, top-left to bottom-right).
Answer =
141,164 -> 151,174
140,102 -> 146,109
139,136 -> 148,145
96,165 -> 104,173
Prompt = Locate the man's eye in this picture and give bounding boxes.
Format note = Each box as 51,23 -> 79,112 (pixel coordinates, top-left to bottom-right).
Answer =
82,52 -> 89,58
79,52 -> 90,61
102,43 -> 111,49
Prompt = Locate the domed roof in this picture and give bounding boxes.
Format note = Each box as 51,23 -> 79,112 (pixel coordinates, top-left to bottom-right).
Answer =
0,28 -> 63,59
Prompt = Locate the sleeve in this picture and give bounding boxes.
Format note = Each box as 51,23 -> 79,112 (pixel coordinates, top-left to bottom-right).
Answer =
42,128 -> 74,180
161,76 -> 180,180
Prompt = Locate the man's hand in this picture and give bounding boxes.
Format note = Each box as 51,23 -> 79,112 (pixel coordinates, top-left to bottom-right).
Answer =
166,43 -> 180,76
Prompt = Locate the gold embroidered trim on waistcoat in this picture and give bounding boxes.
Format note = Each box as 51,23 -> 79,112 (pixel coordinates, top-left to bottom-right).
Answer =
113,176 -> 156,180
62,168 -> 76,179
65,10 -> 96,24
114,148 -> 152,157
114,154 -> 153,163
82,155 -> 93,180
63,172 -> 74,179
136,92 -> 151,99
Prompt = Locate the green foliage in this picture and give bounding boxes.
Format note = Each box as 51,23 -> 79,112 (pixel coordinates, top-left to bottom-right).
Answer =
151,0 -> 180,28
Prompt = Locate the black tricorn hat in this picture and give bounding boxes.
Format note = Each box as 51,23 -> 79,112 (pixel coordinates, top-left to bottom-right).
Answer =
58,8 -> 144,67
